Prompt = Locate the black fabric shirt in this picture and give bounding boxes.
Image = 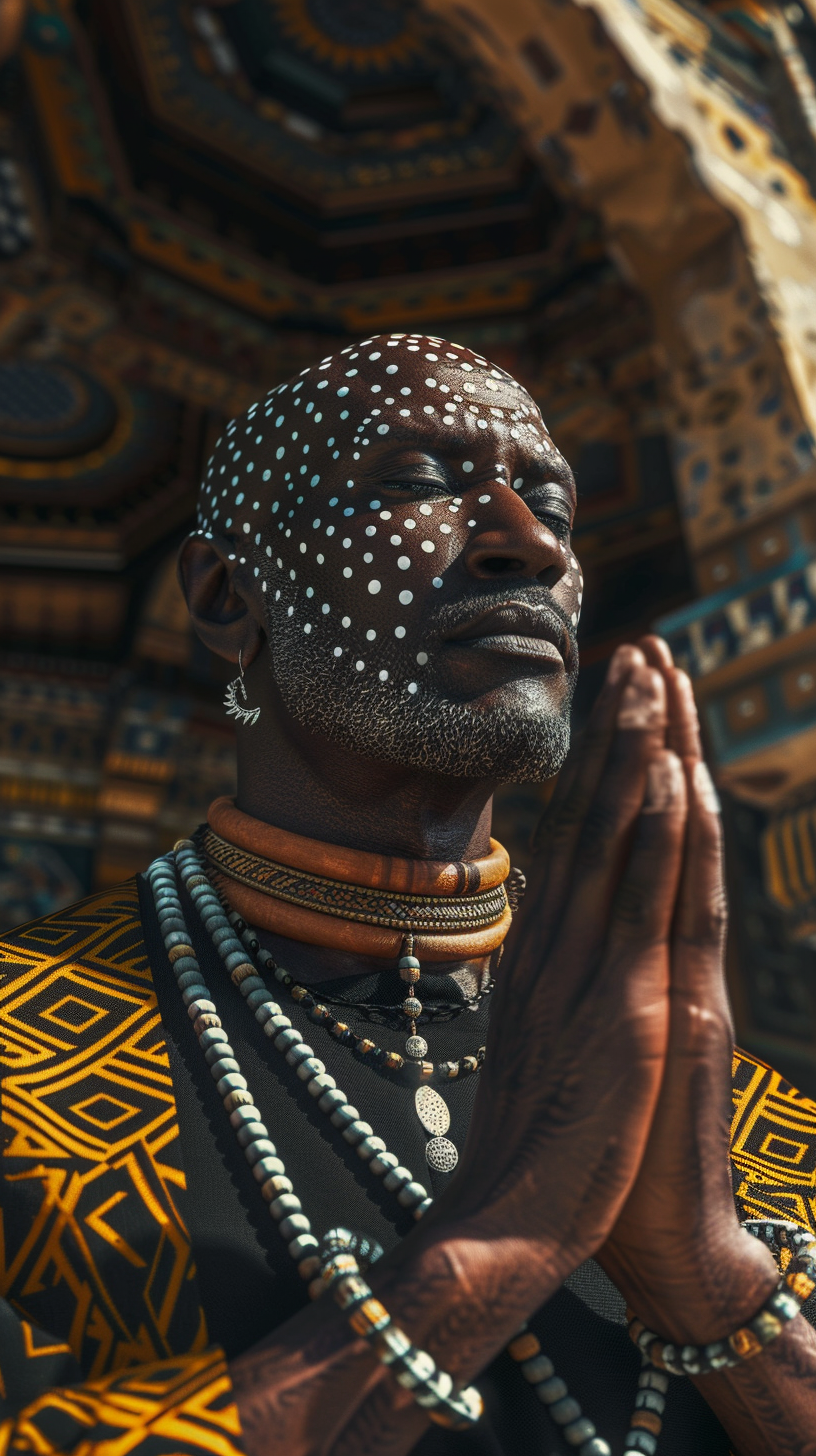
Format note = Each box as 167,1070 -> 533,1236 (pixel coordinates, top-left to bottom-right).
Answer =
139,875 -> 734,1455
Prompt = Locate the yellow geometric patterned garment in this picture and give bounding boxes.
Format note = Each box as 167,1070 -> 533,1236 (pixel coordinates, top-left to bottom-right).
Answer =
1,885 -> 816,1454
731,1046 -> 816,1233
0,882 -> 243,1455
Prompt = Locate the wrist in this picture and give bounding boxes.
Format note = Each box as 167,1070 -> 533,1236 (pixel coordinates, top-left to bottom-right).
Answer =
619,1228 -> 781,1346
378,1214 -> 565,1381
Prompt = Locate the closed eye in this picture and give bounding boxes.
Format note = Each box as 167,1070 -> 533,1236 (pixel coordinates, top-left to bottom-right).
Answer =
523,482 -> 574,535
379,477 -> 452,499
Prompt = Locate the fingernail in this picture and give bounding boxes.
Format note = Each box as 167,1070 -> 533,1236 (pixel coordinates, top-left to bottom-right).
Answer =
607,645 -> 644,687
643,753 -> 684,813
617,673 -> 665,729
693,759 -> 721,814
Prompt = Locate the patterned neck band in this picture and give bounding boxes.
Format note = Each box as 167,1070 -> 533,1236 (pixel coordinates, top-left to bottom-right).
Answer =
208,797 -> 509,894
203,798 -> 512,963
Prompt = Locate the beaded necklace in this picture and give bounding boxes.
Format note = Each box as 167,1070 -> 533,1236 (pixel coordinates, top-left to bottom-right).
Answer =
202,800 -> 511,1070
150,840 -> 674,1455
225,907 -> 483,1172
156,849 -> 816,1444
225,907 -> 487,1083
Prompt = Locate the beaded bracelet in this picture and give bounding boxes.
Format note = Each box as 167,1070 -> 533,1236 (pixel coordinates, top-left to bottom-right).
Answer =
627,1219 -> 816,1376
318,1228 -> 483,1431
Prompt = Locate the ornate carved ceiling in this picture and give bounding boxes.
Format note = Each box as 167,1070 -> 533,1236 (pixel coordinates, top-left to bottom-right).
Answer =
24,0 -> 593,328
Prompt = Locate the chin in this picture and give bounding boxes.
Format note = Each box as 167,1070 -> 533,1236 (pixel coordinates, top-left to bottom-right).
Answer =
271,622 -> 577,782
281,674 -> 574,783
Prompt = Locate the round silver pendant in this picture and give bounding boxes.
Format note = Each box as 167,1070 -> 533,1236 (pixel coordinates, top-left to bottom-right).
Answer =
405,1034 -> 428,1061
425,1135 -> 458,1173
415,1085 -> 451,1136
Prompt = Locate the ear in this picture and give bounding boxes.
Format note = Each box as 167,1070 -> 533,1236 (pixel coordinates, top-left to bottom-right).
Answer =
177,533 -> 266,667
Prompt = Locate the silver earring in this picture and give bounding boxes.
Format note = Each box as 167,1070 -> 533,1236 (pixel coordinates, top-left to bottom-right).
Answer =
224,649 -> 260,727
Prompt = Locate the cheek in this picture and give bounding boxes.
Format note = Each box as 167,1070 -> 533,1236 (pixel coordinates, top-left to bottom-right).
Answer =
336,502 -> 460,640
552,552 -> 584,626
266,500 -> 460,677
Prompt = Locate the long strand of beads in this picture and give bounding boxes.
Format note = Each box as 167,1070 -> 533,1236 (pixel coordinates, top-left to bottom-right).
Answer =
169,842 -> 432,1221
319,1228 -> 483,1430
149,847 -> 477,1429
153,843 -> 659,1455
230,912 -> 463,1172
147,851 -> 322,1275
224,905 -> 486,1084
505,1324 -> 662,1455
626,1366 -> 670,1452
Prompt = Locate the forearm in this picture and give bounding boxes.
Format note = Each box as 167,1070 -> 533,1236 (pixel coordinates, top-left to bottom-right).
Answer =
693,1314 -> 816,1456
230,1218 -> 557,1456
605,1236 -> 816,1456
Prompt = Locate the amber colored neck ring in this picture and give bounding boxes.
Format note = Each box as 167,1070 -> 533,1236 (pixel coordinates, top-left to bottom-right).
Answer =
207,797 -> 509,897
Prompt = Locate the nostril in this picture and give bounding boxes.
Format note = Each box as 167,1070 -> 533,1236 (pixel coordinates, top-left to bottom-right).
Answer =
478,556 -> 525,575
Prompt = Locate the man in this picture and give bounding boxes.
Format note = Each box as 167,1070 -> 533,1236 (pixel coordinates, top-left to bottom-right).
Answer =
2,333 -> 815,1455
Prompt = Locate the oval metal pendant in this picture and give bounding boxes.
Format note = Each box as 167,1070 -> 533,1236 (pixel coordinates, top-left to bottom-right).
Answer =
415,1085 -> 450,1136
426,1135 -> 458,1173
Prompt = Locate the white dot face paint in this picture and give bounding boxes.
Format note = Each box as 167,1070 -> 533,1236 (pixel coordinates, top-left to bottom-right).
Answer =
200,329 -> 573,733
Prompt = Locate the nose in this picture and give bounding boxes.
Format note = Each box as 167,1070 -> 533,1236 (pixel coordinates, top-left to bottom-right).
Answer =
463,483 -> 569,589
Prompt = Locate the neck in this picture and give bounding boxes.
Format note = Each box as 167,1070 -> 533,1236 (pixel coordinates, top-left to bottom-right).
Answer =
230,685 -> 497,985
234,681 -> 495,863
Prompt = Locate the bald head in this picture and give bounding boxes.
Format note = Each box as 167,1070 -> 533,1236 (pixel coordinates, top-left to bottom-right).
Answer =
197,333 -> 567,538
190,332 -> 582,783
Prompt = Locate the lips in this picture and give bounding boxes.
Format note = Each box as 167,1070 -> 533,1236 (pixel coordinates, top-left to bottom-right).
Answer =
444,601 -> 571,667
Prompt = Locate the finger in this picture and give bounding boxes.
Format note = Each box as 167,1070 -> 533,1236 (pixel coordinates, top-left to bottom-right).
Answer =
639,636 -> 703,762
524,651 -> 653,958
638,633 -> 674,675
598,749 -> 688,1003
531,643 -> 646,860
629,757 -> 736,1252
525,647 -> 648,946
670,758 -> 732,1025
542,667 -> 670,977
